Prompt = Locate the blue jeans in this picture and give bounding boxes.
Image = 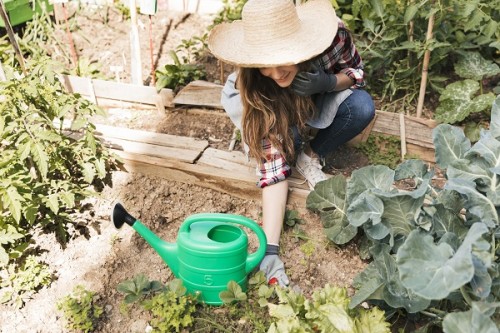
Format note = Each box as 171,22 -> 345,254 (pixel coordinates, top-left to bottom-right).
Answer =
309,89 -> 375,157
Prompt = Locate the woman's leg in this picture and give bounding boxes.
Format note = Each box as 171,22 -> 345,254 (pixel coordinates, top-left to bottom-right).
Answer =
310,89 -> 375,157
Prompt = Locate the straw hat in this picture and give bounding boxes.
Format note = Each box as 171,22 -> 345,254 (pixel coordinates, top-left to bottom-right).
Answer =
208,0 -> 338,68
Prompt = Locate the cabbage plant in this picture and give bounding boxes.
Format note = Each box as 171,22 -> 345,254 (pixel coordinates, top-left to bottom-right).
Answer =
307,96 -> 500,331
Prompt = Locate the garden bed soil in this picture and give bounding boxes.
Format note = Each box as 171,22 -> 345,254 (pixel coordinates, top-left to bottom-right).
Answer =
1,4 -> 377,332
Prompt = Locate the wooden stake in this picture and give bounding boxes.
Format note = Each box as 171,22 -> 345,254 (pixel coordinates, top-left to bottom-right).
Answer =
399,113 -> 407,159
148,15 -> 155,85
219,60 -> 224,84
129,0 -> 143,85
61,3 -> 78,66
0,0 -> 26,74
416,12 -> 434,118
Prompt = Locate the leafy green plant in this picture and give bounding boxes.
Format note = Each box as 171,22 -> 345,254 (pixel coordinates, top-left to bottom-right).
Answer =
0,59 -> 121,265
0,255 -> 52,308
155,50 -> 206,92
435,52 -> 498,124
334,0 -> 498,112
142,279 -> 197,333
211,0 -> 247,26
57,285 -> 103,333
265,284 -> 390,332
219,280 -> 248,304
284,209 -> 303,227
358,134 -> 401,169
116,274 -> 163,304
175,34 -> 208,65
306,96 -> 500,330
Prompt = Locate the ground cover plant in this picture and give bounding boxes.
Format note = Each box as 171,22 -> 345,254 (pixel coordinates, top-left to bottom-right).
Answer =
307,96 -> 500,331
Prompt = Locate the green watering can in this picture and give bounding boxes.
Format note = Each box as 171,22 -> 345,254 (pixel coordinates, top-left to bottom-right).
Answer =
111,203 -> 267,305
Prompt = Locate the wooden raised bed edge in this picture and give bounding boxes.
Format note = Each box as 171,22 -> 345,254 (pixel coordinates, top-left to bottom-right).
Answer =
60,75 -> 438,205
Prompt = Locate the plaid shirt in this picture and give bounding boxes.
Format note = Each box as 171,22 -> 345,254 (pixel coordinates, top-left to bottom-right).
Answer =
257,19 -> 364,188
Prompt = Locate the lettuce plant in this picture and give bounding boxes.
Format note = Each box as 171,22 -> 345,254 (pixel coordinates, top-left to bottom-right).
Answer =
307,96 -> 500,330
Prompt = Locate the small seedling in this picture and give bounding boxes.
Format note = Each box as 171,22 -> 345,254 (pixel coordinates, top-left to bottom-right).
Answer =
116,274 -> 163,304
57,285 -> 103,333
142,284 -> 196,333
219,280 -> 247,304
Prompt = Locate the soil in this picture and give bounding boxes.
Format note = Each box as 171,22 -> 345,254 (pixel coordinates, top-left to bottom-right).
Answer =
0,4 -> 374,332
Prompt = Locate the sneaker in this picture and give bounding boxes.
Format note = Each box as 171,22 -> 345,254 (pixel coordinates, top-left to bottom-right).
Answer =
296,151 -> 328,190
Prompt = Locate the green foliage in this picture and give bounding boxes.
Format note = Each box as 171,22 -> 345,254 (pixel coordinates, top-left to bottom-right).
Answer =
175,34 -> 208,65
0,59 -> 121,265
435,52 -> 498,124
266,284 -> 391,332
306,96 -> 500,327
211,0 -> 247,26
142,280 -> 197,333
116,274 -> 163,304
358,135 -> 401,169
0,255 -> 52,308
334,0 -> 498,111
299,240 -> 316,258
155,50 -> 206,91
284,209 -> 303,227
113,0 -> 131,20
57,285 -> 104,333
219,280 -> 248,304
66,58 -> 108,80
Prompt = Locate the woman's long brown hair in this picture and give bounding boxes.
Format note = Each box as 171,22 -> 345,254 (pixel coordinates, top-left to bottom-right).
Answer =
237,65 -> 315,163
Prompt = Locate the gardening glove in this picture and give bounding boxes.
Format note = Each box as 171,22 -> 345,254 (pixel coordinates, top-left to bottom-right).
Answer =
259,244 -> 289,287
291,64 -> 337,96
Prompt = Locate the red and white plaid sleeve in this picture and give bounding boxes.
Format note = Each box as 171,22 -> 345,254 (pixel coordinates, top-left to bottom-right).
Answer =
256,138 -> 292,188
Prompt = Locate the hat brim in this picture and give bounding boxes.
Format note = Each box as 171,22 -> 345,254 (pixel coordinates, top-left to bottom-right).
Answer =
208,0 -> 338,68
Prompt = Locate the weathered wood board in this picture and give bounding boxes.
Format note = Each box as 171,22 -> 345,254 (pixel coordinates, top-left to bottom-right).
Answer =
90,126 -> 309,205
173,80 -> 438,163
172,80 -> 224,108
59,74 -> 174,108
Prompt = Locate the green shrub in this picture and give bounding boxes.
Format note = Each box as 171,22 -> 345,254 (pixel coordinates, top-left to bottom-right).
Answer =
57,285 -> 103,332
0,58 -> 121,265
0,255 -> 52,308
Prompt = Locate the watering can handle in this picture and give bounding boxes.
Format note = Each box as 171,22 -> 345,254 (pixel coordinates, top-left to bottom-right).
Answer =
181,213 -> 267,274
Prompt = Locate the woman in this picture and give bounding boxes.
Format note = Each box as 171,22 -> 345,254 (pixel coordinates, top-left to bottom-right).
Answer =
208,0 -> 375,286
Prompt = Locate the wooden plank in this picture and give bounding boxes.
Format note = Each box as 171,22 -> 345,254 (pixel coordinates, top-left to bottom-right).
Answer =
114,150 -> 309,206
105,138 -> 203,163
198,148 -> 313,192
59,75 -> 174,107
371,110 -> 436,147
173,80 -> 223,108
94,124 -> 209,151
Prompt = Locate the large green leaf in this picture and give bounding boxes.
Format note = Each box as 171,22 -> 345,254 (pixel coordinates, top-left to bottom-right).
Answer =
430,204 -> 468,239
347,165 -> 395,203
307,175 -> 357,244
443,302 -> 500,333
454,52 -> 500,81
347,191 -> 384,227
434,80 -> 492,124
397,222 -> 488,299
445,178 -> 498,227
377,191 -> 425,239
433,124 -> 471,169
350,244 -> 430,312
488,96 -> 500,139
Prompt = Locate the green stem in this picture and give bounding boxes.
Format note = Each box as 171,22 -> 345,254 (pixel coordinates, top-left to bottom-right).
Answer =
460,286 -> 473,307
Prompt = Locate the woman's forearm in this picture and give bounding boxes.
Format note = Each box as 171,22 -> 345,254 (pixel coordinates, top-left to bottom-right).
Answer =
261,180 -> 289,244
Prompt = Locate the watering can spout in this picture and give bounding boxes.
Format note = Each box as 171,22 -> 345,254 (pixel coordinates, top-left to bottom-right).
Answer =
111,203 -> 179,275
